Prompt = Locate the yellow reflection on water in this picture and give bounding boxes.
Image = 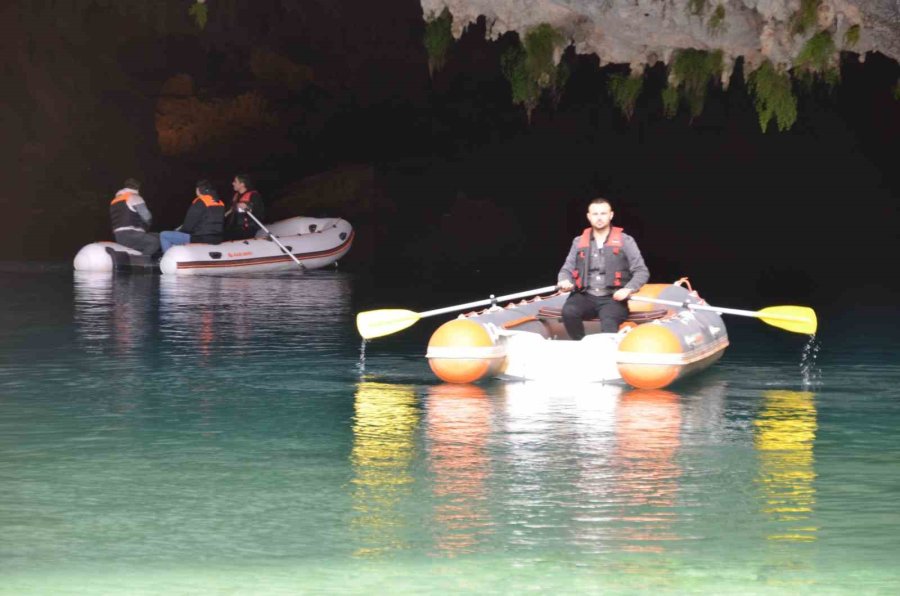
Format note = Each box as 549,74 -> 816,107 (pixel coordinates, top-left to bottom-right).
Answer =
350,381 -> 419,557
754,390 -> 818,543
425,384 -> 493,556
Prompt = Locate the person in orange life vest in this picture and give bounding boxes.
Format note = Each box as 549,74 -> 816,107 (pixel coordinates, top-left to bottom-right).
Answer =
224,173 -> 265,240
557,197 -> 650,338
109,178 -> 160,256
159,180 -> 225,252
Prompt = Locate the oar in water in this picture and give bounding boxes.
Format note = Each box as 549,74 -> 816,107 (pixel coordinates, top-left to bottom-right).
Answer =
240,207 -> 305,270
629,296 -> 817,335
356,285 -> 559,340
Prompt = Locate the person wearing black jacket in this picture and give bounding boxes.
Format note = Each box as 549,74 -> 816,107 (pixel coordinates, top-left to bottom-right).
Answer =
224,174 -> 265,240
109,178 -> 160,256
557,197 -> 650,337
160,180 -> 225,252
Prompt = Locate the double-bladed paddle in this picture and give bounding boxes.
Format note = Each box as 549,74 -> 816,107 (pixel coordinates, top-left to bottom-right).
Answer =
356,285 -> 559,340
629,296 -> 817,335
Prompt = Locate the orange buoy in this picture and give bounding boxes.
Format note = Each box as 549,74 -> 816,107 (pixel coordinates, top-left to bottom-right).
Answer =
617,324 -> 684,390
426,319 -> 506,384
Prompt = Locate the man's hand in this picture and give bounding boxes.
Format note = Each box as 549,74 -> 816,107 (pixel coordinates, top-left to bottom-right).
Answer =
612,288 -> 633,301
558,280 -> 574,292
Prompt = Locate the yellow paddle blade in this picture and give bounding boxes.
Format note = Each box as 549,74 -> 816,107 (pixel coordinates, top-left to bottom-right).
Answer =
356,309 -> 422,339
758,306 -> 818,335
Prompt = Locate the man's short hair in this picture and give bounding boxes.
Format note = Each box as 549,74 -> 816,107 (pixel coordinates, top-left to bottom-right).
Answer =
235,173 -> 253,190
124,178 -> 141,191
588,197 -> 612,210
196,179 -> 215,196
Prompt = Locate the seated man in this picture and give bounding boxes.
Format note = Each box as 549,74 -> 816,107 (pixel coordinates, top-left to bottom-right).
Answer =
224,173 -> 265,240
557,197 -> 650,338
160,180 -> 225,252
109,178 -> 160,256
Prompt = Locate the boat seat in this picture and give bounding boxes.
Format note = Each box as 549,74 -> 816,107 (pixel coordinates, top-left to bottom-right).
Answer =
536,305 -> 669,324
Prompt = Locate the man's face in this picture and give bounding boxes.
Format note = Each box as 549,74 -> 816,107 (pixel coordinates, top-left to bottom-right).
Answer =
586,202 -> 613,231
232,177 -> 245,192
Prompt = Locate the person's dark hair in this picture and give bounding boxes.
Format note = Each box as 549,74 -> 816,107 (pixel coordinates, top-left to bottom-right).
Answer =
124,178 -> 141,191
196,179 -> 217,197
587,196 -> 612,210
235,173 -> 253,190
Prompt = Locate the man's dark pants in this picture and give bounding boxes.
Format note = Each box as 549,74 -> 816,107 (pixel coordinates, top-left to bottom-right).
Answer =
115,230 -> 161,256
561,291 -> 629,339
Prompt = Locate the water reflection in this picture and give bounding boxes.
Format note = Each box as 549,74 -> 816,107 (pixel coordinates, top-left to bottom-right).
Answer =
424,384 -> 494,556
495,382 -> 687,556
612,389 -> 682,553
495,381 -> 594,551
158,273 -> 353,367
754,390 -> 818,543
73,271 -> 156,357
350,381 -> 419,557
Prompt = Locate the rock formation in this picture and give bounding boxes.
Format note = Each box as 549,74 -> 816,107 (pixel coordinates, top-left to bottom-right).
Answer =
421,0 -> 900,74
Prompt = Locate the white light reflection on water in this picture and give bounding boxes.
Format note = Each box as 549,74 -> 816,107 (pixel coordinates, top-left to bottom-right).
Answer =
73,271 -> 156,357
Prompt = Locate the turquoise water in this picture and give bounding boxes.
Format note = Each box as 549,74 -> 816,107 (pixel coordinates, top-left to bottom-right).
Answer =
2,267 -> 899,594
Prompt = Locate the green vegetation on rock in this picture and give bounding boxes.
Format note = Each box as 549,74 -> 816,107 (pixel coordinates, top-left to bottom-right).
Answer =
661,86 -> 679,119
794,31 -> 839,87
790,0 -> 821,36
666,49 -> 724,119
688,0 -> 708,16
707,5 -> 727,37
747,61 -> 798,132
188,1 -> 207,30
608,73 -> 644,120
424,7 -> 454,77
501,24 -> 567,119
844,25 -> 860,49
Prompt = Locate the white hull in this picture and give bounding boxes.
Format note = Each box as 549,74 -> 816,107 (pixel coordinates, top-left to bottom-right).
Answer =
424,283 -> 730,389
73,217 -> 354,275
495,330 -> 625,384
73,242 -> 144,273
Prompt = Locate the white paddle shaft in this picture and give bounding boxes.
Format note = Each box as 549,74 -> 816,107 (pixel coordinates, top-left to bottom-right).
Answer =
630,296 -> 806,322
420,285 -> 559,318
242,208 -> 304,269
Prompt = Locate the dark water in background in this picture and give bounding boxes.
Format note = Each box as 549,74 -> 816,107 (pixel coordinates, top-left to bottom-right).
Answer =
1,265 -> 899,594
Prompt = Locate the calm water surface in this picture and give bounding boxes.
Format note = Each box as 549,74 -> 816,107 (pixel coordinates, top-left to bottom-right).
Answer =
1,266 -> 899,594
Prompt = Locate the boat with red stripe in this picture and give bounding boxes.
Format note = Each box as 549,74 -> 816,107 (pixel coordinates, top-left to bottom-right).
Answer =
74,216 -> 353,275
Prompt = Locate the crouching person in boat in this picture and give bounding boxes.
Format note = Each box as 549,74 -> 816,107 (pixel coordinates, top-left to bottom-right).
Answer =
110,178 -> 160,256
557,197 -> 650,339
224,173 -> 265,240
160,180 -> 225,252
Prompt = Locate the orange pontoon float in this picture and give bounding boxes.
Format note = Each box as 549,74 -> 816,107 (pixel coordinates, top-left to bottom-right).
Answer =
357,280 -> 817,390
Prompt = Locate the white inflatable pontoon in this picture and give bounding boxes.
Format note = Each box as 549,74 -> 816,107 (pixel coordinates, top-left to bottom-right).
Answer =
73,217 -> 354,275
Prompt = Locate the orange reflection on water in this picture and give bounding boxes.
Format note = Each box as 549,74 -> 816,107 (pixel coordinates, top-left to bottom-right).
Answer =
754,390 -> 818,543
350,382 -> 419,557
425,383 -> 493,556
612,389 -> 682,553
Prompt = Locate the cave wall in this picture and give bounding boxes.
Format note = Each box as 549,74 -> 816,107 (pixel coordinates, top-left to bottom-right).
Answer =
0,0 -> 429,260
0,0 -> 897,305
